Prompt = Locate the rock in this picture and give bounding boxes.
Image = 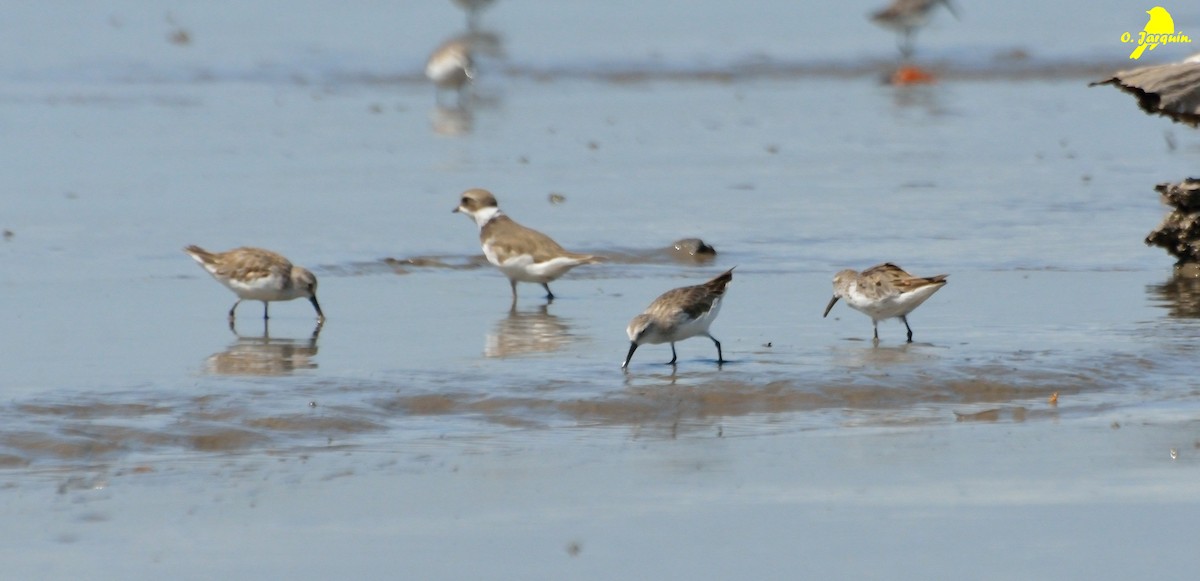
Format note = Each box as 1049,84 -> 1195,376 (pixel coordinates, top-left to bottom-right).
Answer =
670,238 -> 717,262
1146,178 -> 1200,265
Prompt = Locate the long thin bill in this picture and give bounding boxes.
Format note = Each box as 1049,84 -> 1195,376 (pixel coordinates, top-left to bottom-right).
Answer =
822,296 -> 840,318
310,296 -> 326,322
621,342 -> 639,369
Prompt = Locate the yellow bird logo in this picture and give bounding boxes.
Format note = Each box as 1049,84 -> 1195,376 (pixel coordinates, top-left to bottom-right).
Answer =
1130,6 -> 1175,59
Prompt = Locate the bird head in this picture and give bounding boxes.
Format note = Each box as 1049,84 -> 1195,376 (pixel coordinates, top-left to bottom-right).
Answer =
453,188 -> 502,227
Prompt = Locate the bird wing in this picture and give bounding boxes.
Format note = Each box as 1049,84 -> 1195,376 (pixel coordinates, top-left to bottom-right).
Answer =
646,284 -> 721,323
214,248 -> 293,282
483,216 -> 593,263
861,263 -> 947,295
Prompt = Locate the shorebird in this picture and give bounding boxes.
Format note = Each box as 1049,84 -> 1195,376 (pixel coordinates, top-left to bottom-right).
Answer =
184,245 -> 324,323
823,263 -> 946,342
622,268 -> 734,369
426,37 -> 474,106
870,0 -> 958,58
453,188 -> 599,303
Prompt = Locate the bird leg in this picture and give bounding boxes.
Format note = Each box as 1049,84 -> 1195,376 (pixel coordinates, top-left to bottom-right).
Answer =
262,301 -> 270,320
542,283 -> 555,301
902,316 -> 913,343
708,334 -> 724,364
667,343 -> 678,365
228,299 -> 243,322
899,29 -> 916,59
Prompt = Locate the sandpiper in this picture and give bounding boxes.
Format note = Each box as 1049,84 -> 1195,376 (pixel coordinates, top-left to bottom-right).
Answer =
453,188 -> 599,303
426,37 -> 474,106
870,0 -> 958,58
184,245 -> 324,323
823,263 -> 946,343
622,268 -> 734,369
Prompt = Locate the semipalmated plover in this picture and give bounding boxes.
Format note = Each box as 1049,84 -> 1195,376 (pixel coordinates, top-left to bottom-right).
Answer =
184,245 -> 324,323
823,263 -> 946,343
622,268 -> 734,369
453,189 -> 599,303
870,0 -> 958,58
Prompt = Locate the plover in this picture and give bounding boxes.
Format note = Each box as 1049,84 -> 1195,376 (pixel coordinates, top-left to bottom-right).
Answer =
870,0 -> 958,58
622,268 -> 734,369
184,245 -> 324,323
426,37 -> 474,106
822,263 -> 946,343
453,188 -> 599,303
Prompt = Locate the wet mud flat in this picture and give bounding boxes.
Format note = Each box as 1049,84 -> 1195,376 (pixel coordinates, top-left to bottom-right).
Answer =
2,409 -> 1199,580
0,264 -> 1192,468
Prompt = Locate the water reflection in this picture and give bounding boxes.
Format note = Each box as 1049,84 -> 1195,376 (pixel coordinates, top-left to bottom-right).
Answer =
888,84 -> 947,117
1147,272 -> 1200,318
485,305 -> 574,357
431,104 -> 474,136
827,340 -> 940,370
204,322 -> 322,376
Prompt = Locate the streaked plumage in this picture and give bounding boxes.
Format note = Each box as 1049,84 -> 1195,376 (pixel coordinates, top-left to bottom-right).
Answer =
623,268 -> 734,369
453,188 -> 599,303
823,263 -> 946,342
871,0 -> 958,58
184,245 -> 324,323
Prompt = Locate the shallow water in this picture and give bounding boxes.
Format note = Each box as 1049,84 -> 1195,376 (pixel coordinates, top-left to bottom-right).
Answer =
3,0 -> 1200,578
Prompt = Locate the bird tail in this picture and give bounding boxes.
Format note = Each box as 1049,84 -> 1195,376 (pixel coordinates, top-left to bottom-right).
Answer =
184,245 -> 216,266
704,267 -> 735,294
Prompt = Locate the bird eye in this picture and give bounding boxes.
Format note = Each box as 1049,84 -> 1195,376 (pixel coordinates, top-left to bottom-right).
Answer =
461,196 -> 469,205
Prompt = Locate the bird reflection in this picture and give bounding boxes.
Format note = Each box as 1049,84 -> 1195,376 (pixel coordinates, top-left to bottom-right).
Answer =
485,304 -> 573,358
431,104 -> 474,136
889,83 -> 947,115
1148,273 -> 1200,318
204,321 -> 322,376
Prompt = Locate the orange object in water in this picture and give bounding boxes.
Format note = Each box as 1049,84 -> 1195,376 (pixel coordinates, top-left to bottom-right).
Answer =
891,65 -> 937,85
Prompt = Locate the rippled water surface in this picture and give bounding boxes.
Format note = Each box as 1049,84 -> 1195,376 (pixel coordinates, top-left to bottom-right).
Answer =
3,0 -> 1200,578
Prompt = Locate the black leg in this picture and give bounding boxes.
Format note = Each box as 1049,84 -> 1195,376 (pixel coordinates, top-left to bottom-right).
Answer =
262,301 -> 270,320
542,283 -> 554,300
228,299 -> 242,322
667,343 -> 677,365
709,334 -> 724,364
873,323 -> 879,341
902,316 -> 913,343
509,279 -> 518,301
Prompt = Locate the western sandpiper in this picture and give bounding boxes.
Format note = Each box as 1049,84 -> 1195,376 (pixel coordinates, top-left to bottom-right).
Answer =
184,245 -> 324,323
453,188 -> 599,303
870,0 -> 958,58
823,263 -> 946,343
622,268 -> 734,369
426,37 -> 474,106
